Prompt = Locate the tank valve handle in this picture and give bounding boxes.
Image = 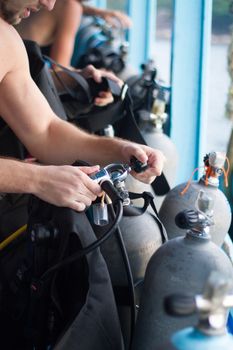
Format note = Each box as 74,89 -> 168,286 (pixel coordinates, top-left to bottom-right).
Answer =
202,151 -> 228,187
165,294 -> 196,317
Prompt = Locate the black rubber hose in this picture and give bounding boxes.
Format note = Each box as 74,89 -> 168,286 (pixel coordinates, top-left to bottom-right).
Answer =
108,204 -> 136,349
39,182 -> 123,282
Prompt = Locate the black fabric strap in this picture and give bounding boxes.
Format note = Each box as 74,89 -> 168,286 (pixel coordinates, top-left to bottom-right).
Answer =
43,55 -> 93,102
128,191 -> 168,243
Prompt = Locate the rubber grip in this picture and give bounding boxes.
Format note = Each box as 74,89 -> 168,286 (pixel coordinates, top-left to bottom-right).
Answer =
164,294 -> 196,317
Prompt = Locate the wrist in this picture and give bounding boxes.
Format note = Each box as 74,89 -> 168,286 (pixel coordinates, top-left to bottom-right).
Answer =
26,163 -> 44,196
118,140 -> 136,163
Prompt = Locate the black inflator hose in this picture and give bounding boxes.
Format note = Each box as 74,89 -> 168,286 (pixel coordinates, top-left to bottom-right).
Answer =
108,204 -> 136,349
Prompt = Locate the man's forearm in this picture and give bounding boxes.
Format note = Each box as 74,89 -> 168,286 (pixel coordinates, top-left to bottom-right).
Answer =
29,117 -> 127,166
0,158 -> 38,194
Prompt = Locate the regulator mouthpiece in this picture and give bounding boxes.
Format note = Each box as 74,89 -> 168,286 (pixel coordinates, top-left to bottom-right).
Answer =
92,201 -> 109,226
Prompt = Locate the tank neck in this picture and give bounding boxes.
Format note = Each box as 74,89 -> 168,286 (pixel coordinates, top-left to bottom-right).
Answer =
138,110 -> 167,133
199,176 -> 219,188
197,314 -> 228,336
148,120 -> 164,133
186,226 -> 211,240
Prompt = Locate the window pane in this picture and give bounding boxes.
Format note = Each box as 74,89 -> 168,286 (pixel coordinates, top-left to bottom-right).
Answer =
207,0 -> 232,153
106,0 -> 127,12
153,0 -> 173,85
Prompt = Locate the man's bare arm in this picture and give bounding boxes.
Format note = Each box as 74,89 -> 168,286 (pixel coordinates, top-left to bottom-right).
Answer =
0,20 -> 164,181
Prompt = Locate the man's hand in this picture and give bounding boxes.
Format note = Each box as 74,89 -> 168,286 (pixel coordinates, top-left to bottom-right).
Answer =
121,143 -> 166,184
33,165 -> 102,212
80,65 -> 123,106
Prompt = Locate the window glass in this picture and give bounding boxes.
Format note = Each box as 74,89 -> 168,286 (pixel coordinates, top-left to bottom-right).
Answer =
207,0 -> 232,153
153,0 -> 173,85
106,0 -> 127,12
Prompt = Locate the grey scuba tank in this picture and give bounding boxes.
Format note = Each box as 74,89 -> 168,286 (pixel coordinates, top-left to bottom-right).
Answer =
98,205 -> 163,287
155,271 -> 233,350
159,151 -> 231,246
126,90 -> 178,210
132,195 -> 233,349
93,178 -> 166,349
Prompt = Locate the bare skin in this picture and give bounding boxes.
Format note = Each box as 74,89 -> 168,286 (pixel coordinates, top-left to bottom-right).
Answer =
16,0 -> 132,67
16,0 -> 122,106
0,0 -> 165,212
83,5 -> 132,29
17,0 -> 83,66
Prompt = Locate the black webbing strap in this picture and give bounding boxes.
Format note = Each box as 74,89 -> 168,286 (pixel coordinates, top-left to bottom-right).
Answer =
43,55 -> 93,102
128,191 -> 168,243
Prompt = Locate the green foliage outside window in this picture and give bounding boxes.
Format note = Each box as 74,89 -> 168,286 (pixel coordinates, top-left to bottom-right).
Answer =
106,0 -> 233,34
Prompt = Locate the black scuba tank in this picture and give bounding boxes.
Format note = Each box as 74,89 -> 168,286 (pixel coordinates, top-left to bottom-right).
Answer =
159,151 -> 231,246
132,192 -> 233,349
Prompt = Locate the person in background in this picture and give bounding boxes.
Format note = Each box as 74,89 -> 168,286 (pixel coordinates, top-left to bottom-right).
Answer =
16,0 -> 132,67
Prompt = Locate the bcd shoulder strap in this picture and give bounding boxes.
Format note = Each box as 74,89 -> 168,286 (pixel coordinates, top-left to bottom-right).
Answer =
23,40 -> 67,120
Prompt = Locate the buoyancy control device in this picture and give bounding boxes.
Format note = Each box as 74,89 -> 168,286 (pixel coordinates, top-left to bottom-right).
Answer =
159,151 -> 231,246
0,166 -> 132,350
0,160 -> 166,350
156,271 -> 233,350
71,15 -> 134,79
132,192 -> 233,349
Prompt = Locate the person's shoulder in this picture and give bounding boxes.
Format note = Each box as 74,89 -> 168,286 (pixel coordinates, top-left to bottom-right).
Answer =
0,18 -> 28,80
0,18 -> 26,54
55,0 -> 82,13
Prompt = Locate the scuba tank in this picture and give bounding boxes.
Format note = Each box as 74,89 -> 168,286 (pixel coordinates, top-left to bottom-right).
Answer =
126,61 -> 176,209
92,161 -> 167,349
158,271 -> 233,350
126,59 -> 171,135
132,192 -> 233,349
159,151 -> 231,246
126,78 -> 178,210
